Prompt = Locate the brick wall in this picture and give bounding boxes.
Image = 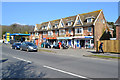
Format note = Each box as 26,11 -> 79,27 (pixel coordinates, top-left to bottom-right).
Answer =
94,11 -> 107,47
116,26 -> 120,40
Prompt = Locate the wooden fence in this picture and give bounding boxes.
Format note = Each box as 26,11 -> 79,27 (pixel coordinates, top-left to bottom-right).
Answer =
96,40 -> 120,53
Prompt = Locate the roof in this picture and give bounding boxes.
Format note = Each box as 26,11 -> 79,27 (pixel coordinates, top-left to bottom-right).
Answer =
35,9 -> 102,31
115,16 -> 120,25
77,9 -> 101,26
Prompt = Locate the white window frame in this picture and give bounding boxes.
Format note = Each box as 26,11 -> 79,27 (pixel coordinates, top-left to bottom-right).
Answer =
61,22 -> 64,27
75,28 -> 83,34
55,24 -> 58,28
48,31 -> 53,36
55,30 -> 58,35
43,31 -> 47,35
88,27 -> 92,32
59,29 -> 66,35
76,19 -> 81,24
87,18 -> 92,23
68,21 -> 71,26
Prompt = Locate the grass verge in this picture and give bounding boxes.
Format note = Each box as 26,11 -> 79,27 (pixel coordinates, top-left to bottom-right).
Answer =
38,49 -> 56,53
83,55 -> 120,59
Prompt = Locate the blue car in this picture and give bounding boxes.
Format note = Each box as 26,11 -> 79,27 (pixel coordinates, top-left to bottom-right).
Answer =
11,42 -> 21,50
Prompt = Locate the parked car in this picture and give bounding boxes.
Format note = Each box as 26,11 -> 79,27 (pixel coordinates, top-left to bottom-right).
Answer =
11,42 -> 21,50
41,42 -> 51,48
53,43 -> 69,49
20,42 -> 38,52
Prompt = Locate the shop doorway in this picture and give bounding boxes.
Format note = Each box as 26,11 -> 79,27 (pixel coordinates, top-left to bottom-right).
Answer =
80,40 -> 85,47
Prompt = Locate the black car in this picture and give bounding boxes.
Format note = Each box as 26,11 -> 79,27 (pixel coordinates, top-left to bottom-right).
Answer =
54,43 -> 69,49
41,42 -> 51,48
20,42 -> 38,52
11,42 -> 21,50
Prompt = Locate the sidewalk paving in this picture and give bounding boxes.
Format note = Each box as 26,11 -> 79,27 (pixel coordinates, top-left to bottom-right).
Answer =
38,48 -> 119,59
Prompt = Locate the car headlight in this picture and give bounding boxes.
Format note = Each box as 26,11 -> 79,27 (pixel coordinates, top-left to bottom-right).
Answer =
29,46 -> 33,49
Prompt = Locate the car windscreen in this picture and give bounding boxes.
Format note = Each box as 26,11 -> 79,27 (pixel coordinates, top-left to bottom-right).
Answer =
27,42 -> 35,46
16,43 -> 21,45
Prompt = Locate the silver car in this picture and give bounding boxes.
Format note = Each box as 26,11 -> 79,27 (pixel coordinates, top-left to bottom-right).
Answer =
20,42 -> 38,52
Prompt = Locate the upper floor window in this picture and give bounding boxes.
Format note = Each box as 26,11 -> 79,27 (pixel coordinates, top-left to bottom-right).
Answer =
48,31 -> 53,36
48,24 -> 51,29
42,26 -> 44,30
59,29 -> 66,35
55,30 -> 58,35
61,22 -> 64,27
68,22 -> 71,26
77,19 -> 81,24
75,28 -> 83,34
88,27 -> 92,32
55,24 -> 58,28
68,29 -> 71,33
45,26 -> 47,29
103,19 -> 105,24
43,31 -> 47,35
87,18 -> 92,23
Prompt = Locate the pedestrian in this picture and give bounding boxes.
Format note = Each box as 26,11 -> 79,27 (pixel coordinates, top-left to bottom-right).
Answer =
99,42 -> 104,54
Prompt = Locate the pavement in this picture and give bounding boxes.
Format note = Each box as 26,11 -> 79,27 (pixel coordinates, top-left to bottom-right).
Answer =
0,44 -> 119,79
38,47 -> 119,58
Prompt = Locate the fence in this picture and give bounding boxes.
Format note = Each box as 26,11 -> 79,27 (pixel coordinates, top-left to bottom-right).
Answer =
96,40 -> 120,53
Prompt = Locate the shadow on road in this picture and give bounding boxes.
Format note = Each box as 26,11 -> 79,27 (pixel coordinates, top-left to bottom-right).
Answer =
2,61 -> 46,78
0,59 -> 8,63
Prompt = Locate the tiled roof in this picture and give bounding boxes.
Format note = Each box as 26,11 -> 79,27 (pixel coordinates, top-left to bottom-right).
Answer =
36,9 -> 102,31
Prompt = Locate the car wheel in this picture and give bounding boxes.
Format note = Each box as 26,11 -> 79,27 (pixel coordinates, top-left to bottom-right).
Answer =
11,46 -> 13,49
15,47 -> 17,50
27,48 -> 29,52
20,48 -> 23,51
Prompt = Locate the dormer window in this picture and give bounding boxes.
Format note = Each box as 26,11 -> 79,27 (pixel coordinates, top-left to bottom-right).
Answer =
77,19 -> 81,24
61,22 -> 64,27
68,21 -> 71,26
55,24 -> 58,28
48,24 -> 51,29
87,18 -> 92,23
42,26 -> 45,30
45,26 -> 47,29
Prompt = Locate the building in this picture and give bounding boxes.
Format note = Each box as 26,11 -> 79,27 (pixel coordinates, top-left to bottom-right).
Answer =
115,16 -> 120,40
30,9 -> 113,48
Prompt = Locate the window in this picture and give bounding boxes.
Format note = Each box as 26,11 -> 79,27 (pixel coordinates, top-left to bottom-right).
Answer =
43,31 -> 47,35
68,29 -> 71,33
61,22 -> 64,27
55,30 -> 58,35
48,31 -> 53,36
68,22 -> 71,26
59,29 -> 66,35
75,28 -> 83,34
77,19 -> 81,24
42,26 -> 44,30
103,19 -> 105,24
55,24 -> 58,28
44,26 -> 47,29
88,27 -> 92,32
48,24 -> 51,29
87,18 -> 92,23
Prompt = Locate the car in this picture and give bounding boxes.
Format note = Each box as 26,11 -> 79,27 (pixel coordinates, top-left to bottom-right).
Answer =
11,42 -> 21,50
53,43 -> 69,49
20,42 -> 38,52
41,42 -> 51,48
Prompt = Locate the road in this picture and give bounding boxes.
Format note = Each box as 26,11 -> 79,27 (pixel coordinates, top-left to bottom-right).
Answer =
1,44 -> 119,79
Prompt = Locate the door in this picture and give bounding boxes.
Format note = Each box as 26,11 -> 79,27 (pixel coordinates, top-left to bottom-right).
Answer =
80,40 -> 85,47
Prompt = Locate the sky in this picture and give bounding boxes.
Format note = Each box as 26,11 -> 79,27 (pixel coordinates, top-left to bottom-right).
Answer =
2,2 -> 118,25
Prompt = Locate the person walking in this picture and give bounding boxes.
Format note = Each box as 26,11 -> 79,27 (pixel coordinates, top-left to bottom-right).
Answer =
99,42 -> 104,54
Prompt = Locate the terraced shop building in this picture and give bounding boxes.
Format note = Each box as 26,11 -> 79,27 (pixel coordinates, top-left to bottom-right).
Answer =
29,9 -> 113,48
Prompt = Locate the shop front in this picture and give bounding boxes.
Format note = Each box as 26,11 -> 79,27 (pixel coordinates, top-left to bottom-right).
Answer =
73,36 -> 94,48
46,37 -> 57,45
57,37 -> 73,46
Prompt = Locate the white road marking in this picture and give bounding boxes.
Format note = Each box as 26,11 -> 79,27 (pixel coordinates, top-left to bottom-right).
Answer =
43,65 -> 88,79
13,56 -> 32,63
